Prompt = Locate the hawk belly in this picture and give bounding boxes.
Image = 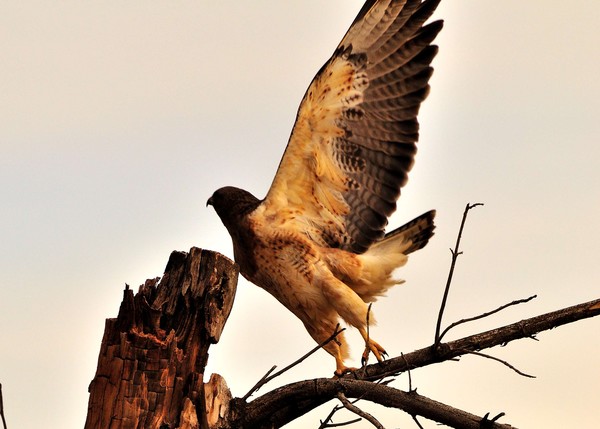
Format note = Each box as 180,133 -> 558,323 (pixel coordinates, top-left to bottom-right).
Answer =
238,221 -> 377,368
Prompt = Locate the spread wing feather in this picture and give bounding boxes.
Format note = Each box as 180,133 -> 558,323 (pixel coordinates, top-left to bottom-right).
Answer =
261,0 -> 442,253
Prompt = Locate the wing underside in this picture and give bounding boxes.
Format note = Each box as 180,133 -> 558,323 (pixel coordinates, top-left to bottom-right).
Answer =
262,0 -> 442,253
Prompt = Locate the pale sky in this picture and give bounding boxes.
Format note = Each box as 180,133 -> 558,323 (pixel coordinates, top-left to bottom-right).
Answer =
1,1 -> 599,428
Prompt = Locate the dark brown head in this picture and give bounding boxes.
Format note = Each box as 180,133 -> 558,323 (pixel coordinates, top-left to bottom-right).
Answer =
206,186 -> 261,232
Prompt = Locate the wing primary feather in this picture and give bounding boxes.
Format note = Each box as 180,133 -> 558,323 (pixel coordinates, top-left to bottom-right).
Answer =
357,118 -> 420,136
371,45 -> 439,86
355,178 -> 399,204
359,161 -> 411,188
362,86 -> 430,111
369,21 -> 443,79
346,122 -> 420,143
369,0 -> 441,64
344,136 -> 417,157
357,143 -> 416,172
366,68 -> 434,102
335,138 -> 415,168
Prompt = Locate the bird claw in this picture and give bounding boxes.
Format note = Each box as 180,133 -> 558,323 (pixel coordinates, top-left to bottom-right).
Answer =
361,339 -> 387,367
334,366 -> 357,378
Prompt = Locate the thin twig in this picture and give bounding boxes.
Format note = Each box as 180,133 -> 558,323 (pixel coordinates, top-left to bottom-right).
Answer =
434,202 -> 483,348
241,365 -> 277,401
481,412 -> 506,426
412,414 -> 424,429
438,295 -> 537,343
242,324 -> 346,400
318,404 -> 342,429
320,417 -> 362,428
401,355 -> 424,428
0,383 -> 7,429
318,395 -> 366,428
319,402 -> 362,428
401,352 -> 414,392
362,303 -> 374,367
320,375 -> 392,427
337,392 -> 385,429
366,303 -> 372,341
464,350 -> 536,378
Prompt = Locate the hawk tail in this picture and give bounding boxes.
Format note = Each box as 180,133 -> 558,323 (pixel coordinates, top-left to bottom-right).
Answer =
352,210 -> 435,301
377,210 -> 436,256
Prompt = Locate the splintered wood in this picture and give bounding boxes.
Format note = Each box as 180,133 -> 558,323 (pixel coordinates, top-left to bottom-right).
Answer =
85,248 -> 238,429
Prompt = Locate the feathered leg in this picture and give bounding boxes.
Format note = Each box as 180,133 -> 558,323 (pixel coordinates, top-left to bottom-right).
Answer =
315,262 -> 387,371
303,318 -> 355,376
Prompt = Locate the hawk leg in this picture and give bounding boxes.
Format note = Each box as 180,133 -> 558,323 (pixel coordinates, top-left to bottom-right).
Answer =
359,327 -> 388,366
334,356 -> 357,378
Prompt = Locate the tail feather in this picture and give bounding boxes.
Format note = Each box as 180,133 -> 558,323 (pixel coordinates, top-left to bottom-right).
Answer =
352,210 -> 436,301
375,209 -> 436,255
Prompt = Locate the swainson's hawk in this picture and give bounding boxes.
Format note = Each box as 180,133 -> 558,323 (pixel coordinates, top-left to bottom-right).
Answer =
208,0 -> 442,375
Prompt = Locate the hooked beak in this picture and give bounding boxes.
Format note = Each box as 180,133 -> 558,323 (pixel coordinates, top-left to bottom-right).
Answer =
206,196 -> 214,207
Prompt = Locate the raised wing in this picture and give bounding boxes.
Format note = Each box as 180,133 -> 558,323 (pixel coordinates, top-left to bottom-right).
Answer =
261,0 -> 442,253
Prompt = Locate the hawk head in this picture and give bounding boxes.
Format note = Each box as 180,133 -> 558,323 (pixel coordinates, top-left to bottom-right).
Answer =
207,186 -> 261,231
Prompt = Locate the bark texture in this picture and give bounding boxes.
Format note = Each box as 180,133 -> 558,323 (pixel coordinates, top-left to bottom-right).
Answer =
85,248 -> 238,429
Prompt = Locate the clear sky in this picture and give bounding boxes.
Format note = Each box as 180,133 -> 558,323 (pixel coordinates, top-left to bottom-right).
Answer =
1,1 -> 599,428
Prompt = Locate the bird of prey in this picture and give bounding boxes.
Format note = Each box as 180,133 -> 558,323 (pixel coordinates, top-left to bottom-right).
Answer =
208,0 -> 442,376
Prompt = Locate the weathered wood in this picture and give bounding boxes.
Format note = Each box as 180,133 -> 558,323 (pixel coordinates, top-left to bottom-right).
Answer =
85,248 -> 238,429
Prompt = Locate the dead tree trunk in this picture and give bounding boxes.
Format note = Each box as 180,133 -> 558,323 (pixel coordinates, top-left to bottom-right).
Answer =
85,247 -> 238,429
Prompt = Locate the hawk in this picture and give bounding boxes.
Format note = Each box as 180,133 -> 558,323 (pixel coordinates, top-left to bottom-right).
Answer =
208,0 -> 442,376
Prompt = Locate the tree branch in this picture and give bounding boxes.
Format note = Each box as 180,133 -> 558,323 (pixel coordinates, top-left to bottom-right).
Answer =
438,295 -> 537,343
435,202 -> 483,347
463,350 -> 535,378
356,297 -> 600,382
241,379 -> 516,429
336,392 -> 384,429
236,297 -> 600,428
319,404 -> 361,429
0,383 -> 7,429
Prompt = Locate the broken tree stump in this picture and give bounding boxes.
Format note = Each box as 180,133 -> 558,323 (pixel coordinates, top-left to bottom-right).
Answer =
85,247 -> 239,429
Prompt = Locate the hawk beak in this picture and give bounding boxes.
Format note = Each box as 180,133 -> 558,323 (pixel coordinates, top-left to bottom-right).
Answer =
206,196 -> 214,207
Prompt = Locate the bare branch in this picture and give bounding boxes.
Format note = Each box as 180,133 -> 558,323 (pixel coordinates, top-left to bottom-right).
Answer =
320,416 -> 362,428
0,383 -> 7,429
438,295 -> 537,343
242,379 -> 516,429
337,392 -> 385,429
242,324 -> 346,400
434,202 -> 484,348
318,402 -> 344,428
356,297 -> 600,382
464,350 -> 536,378
239,297 -> 600,427
412,415 -> 424,429
241,365 -> 277,401
320,374 -> 393,427
318,402 -> 361,429
400,352 -> 414,392
482,412 -> 507,425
